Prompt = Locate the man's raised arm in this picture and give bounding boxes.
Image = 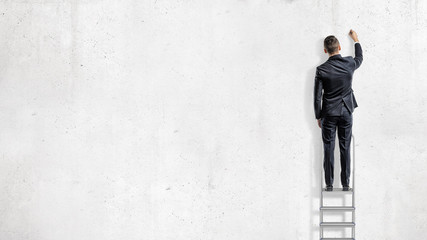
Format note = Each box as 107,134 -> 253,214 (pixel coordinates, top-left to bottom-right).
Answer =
349,29 -> 363,70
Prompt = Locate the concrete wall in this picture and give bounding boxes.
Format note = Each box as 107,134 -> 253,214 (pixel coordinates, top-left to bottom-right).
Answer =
0,0 -> 426,239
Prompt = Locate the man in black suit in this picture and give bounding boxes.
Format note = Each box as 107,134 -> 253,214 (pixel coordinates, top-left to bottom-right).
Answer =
314,29 -> 363,191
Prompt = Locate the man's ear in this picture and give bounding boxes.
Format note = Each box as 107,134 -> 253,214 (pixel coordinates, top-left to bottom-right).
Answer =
339,45 -> 341,51
324,49 -> 327,53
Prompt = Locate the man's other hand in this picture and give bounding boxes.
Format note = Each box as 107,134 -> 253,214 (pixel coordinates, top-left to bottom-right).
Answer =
349,29 -> 359,42
317,119 -> 322,128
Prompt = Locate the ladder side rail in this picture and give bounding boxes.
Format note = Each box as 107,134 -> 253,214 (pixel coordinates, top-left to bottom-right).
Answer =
351,134 -> 355,239
320,132 -> 324,239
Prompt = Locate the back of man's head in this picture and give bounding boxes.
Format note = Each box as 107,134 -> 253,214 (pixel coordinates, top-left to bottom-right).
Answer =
324,35 -> 340,54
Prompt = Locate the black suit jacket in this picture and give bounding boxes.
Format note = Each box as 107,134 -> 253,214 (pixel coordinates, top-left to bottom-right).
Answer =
314,42 -> 363,120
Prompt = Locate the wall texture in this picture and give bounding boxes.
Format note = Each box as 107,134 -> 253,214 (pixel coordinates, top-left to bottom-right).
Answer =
0,0 -> 426,239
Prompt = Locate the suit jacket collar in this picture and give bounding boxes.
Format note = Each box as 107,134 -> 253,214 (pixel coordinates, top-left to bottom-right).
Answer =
328,54 -> 342,60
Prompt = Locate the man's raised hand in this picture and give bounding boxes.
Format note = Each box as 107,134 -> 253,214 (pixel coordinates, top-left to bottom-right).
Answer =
349,29 -> 359,42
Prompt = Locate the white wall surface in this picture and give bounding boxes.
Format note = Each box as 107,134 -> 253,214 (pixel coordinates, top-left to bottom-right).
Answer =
0,0 -> 426,239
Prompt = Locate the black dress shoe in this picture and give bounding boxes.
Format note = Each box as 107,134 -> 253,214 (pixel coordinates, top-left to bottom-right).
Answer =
326,185 -> 333,191
342,186 -> 350,191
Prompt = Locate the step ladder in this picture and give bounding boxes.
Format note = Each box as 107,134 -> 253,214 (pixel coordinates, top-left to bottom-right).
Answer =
320,134 -> 356,240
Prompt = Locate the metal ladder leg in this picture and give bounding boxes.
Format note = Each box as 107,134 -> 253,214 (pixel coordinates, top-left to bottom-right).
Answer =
319,134 -> 356,240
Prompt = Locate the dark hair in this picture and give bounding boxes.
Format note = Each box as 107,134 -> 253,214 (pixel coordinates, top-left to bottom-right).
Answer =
324,35 -> 340,54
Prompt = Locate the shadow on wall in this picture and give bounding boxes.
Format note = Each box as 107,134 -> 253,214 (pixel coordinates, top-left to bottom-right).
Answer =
305,36 -> 326,240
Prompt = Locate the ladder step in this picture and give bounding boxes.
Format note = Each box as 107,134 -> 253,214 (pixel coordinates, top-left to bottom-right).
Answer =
321,238 -> 355,240
320,222 -> 355,227
322,187 -> 353,192
320,206 -> 355,211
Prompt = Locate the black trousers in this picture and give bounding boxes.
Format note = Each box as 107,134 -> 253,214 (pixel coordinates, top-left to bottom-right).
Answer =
321,103 -> 353,187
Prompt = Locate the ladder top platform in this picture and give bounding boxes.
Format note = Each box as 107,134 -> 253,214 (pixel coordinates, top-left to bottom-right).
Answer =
322,187 -> 353,192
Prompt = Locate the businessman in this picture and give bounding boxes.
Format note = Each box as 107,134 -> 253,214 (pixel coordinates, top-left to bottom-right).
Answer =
314,29 -> 363,191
